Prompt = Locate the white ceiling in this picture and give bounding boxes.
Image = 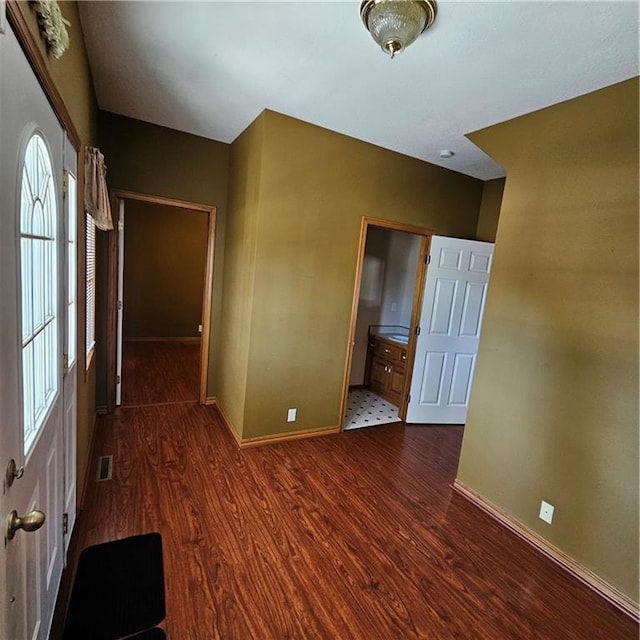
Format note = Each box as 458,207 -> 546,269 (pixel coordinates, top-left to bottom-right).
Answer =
78,1 -> 639,180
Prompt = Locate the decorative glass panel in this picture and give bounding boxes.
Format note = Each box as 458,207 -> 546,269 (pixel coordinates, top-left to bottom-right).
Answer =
20,133 -> 58,453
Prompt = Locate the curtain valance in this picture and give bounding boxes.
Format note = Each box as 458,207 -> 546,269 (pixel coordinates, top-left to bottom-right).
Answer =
84,146 -> 113,231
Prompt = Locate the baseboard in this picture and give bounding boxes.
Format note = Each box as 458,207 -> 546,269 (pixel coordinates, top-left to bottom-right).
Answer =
203,396 -> 216,406
453,480 -> 639,621
124,337 -> 201,343
96,405 -> 108,415
211,400 -> 340,449
239,425 -> 341,449
211,400 -> 242,446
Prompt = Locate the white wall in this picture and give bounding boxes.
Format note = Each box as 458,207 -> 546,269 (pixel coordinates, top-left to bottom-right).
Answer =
349,228 -> 421,385
380,231 -> 421,327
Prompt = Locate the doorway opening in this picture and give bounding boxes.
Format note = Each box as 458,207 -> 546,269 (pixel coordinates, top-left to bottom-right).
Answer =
106,192 -> 216,411
340,217 -> 433,431
341,217 -> 495,432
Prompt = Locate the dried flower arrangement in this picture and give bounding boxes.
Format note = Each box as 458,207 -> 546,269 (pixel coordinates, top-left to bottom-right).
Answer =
31,0 -> 70,59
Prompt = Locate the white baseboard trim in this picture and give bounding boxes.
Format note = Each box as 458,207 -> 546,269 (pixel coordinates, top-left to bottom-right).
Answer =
453,480 -> 639,621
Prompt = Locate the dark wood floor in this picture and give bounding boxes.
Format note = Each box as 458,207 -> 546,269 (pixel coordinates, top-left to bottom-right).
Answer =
56,392 -> 638,639
121,339 -> 200,406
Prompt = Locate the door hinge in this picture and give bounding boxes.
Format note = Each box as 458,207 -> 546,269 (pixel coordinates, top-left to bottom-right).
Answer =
62,513 -> 68,535
118,220 -> 124,231
116,375 -> 121,385
425,254 -> 431,265
117,300 -> 123,311
62,171 -> 69,198
62,353 -> 69,375
407,393 -> 411,404
415,326 -> 421,336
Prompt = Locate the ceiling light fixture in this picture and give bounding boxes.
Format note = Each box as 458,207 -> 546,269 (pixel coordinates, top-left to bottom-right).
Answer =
360,0 -> 437,59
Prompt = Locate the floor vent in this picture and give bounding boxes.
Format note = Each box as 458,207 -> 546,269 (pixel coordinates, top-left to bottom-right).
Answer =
97,455 -> 113,481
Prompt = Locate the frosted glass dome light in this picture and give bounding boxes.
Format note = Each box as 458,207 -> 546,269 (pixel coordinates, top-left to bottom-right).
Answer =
360,0 -> 437,59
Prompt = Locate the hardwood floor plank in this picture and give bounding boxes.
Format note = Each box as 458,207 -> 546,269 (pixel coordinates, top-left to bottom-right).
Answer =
59,404 -> 637,639
121,340 -> 200,406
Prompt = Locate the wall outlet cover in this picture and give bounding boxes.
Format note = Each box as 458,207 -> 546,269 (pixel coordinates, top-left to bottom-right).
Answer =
287,408 -> 297,422
539,500 -> 554,524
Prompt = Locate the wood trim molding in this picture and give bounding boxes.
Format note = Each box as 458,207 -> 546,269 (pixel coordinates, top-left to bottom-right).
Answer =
106,191 -> 216,411
125,337 -> 201,343
212,400 -> 242,447
212,399 -> 340,450
360,216 -> 436,238
6,0 -> 81,150
453,480 -> 640,621
399,233 -> 431,420
240,425 -> 341,449
111,190 -> 214,213
199,205 -> 216,404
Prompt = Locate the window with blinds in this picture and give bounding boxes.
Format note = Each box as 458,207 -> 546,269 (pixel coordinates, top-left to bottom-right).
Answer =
86,212 -> 96,366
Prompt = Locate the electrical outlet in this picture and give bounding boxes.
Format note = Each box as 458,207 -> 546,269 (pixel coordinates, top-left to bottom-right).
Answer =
287,408 -> 297,422
539,500 -> 554,524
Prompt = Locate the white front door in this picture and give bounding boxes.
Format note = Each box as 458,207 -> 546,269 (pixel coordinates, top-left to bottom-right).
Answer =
0,24 -> 67,640
406,236 -> 494,424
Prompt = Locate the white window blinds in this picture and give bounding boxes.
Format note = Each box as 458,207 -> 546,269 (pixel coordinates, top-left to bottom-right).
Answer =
85,212 -> 96,365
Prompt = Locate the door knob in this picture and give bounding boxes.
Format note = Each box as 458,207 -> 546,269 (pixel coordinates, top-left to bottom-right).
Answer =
5,459 -> 24,488
6,510 -> 45,541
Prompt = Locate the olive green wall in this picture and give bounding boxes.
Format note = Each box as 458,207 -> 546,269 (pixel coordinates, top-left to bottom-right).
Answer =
217,116 -> 265,435
97,112 -> 230,403
221,110 -> 484,440
123,200 -> 208,338
16,0 -> 99,501
458,78 -> 639,601
476,177 -> 505,242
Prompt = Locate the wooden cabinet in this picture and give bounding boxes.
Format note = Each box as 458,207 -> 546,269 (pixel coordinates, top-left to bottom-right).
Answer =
366,335 -> 408,407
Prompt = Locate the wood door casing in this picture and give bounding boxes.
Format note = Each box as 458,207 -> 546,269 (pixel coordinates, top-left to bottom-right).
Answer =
340,217 -> 433,430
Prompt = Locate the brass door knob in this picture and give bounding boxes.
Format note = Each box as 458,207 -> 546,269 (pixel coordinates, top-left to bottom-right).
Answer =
5,459 -> 24,488
6,510 -> 45,541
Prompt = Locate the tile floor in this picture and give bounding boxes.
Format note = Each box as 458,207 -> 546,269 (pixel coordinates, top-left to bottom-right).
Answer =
343,388 -> 401,430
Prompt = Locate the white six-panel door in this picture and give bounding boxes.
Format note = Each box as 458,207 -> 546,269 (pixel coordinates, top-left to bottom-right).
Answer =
406,236 -> 494,424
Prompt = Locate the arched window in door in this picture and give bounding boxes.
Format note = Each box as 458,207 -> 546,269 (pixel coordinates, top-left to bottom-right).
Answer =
20,132 -> 59,453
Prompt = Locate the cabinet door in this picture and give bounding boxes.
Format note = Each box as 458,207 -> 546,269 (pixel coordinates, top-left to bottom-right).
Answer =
388,368 -> 406,406
370,357 -> 389,396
